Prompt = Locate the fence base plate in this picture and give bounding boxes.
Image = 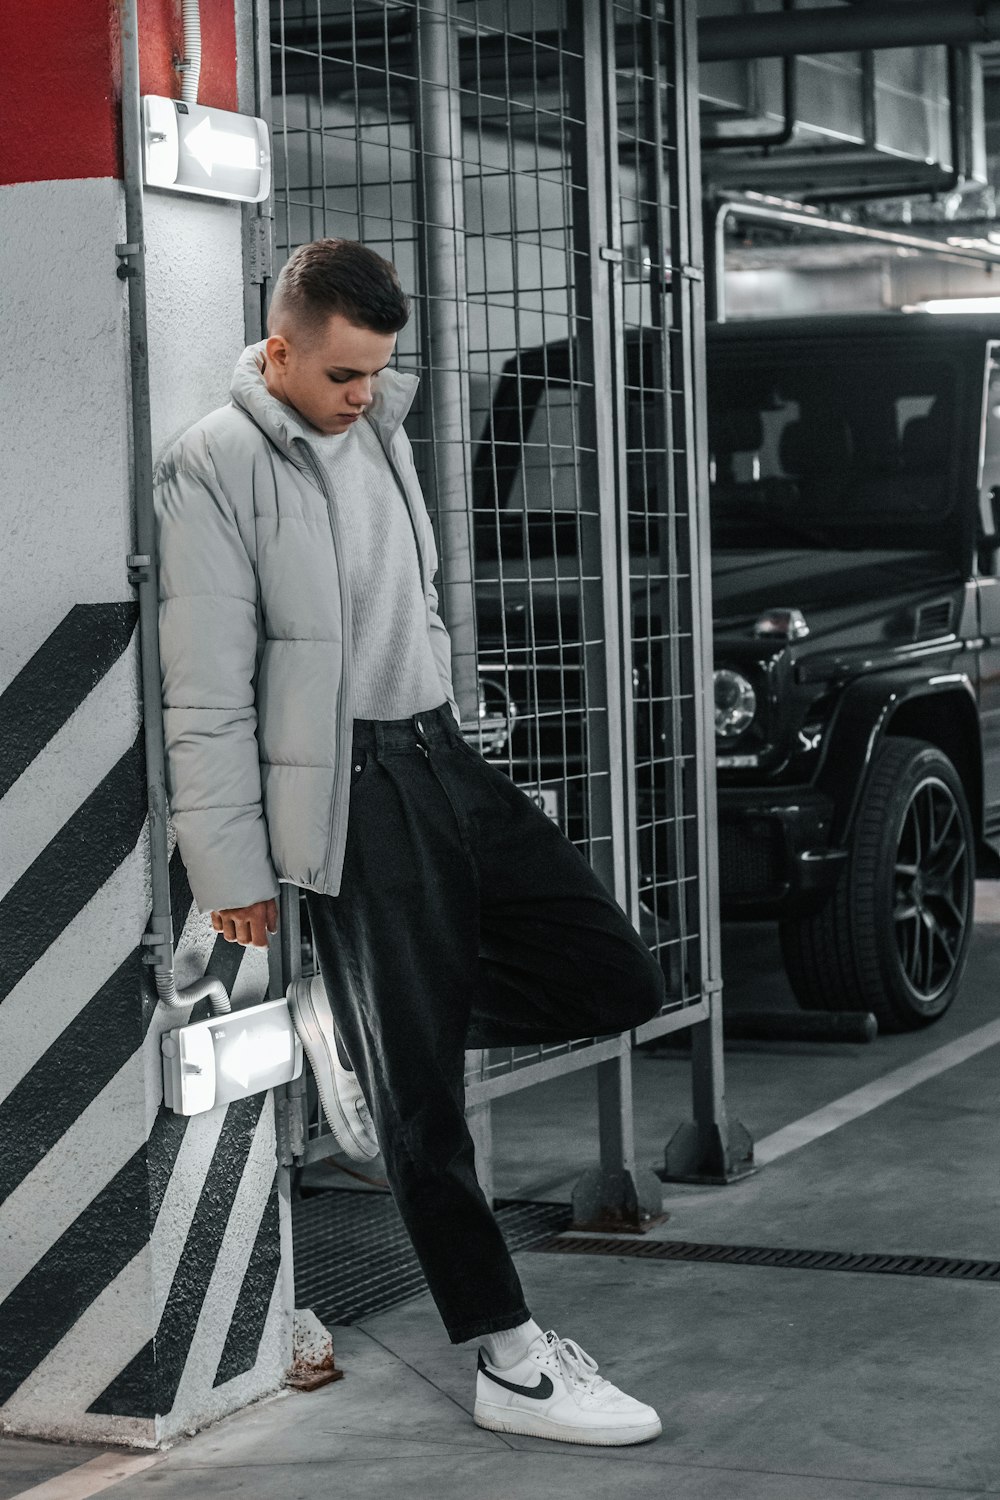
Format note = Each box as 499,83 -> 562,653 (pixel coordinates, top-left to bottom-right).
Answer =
570,1166 -> 667,1234
658,1120 -> 756,1185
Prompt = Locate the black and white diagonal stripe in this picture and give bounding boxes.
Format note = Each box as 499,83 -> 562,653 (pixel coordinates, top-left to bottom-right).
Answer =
0,604 -> 286,1428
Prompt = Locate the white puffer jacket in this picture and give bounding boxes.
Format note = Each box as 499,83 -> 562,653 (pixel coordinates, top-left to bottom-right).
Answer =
153,341 -> 458,914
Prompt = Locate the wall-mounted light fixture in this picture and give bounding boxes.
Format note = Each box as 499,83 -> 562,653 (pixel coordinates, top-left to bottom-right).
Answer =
142,95 -> 270,203
161,998 -> 303,1115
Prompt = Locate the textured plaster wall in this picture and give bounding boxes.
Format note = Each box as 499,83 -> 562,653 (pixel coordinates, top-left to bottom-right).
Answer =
144,193 -> 247,457
0,172 -> 151,1443
0,178 -> 132,693
0,176 -> 287,1441
2,0 -> 291,1443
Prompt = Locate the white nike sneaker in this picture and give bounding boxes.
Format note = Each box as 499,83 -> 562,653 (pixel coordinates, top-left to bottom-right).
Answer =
474,1329 -> 662,1446
286,976 -> 379,1161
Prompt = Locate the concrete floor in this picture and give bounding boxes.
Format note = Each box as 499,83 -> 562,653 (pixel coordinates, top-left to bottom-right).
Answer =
5,896 -> 1000,1499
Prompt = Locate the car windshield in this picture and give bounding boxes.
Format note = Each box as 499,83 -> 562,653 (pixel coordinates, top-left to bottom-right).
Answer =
708,351 -> 960,565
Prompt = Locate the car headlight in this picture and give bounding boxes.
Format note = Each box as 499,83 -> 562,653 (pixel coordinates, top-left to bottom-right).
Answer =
714,668 -> 757,741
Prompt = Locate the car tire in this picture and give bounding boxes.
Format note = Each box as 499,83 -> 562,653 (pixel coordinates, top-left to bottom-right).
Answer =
779,736 -> 975,1031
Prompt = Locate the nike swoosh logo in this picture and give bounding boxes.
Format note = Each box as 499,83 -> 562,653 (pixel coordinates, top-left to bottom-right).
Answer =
478,1350 -> 554,1400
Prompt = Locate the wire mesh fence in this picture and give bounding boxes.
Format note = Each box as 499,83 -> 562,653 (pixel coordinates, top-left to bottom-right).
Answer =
267,0 -> 721,1171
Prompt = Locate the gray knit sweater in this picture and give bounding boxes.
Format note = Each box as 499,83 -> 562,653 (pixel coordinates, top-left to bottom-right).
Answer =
311,415 -> 446,719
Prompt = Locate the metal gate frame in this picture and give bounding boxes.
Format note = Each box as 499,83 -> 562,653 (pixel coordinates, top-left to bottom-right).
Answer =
254,0 -> 754,1224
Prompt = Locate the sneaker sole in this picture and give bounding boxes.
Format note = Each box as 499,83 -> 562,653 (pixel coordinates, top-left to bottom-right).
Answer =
473,1400 -> 662,1447
286,978 -> 379,1161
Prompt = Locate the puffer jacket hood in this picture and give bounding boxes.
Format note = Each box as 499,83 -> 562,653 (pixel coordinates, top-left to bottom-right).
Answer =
153,342 -> 458,915
229,339 -> 420,468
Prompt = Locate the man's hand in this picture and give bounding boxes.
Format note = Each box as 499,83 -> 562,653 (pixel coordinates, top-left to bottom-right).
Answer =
210,899 -> 279,948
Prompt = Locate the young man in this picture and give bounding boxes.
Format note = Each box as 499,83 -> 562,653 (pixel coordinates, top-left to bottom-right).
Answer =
155,238 -> 665,1446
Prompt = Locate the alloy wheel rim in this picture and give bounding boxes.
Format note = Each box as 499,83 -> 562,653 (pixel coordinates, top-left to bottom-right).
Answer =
893,775 -> 971,1005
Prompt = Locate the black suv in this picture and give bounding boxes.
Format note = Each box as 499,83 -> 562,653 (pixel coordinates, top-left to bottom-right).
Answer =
471,313 -> 1000,1031
709,313 -> 1000,1031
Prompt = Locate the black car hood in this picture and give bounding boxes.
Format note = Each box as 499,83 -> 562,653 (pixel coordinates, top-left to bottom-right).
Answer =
712,548 -> 955,636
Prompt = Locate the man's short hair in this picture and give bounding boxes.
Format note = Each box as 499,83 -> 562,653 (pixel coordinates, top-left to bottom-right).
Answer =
268,239 -> 410,339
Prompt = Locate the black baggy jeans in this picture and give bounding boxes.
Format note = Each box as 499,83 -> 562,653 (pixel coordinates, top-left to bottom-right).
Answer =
303,703 -> 665,1343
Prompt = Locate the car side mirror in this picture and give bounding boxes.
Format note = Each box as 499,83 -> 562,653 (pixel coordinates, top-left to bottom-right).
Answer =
979,485 -> 1000,568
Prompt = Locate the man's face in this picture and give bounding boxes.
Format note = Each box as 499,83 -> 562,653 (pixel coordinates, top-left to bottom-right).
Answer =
263,312 -> 398,435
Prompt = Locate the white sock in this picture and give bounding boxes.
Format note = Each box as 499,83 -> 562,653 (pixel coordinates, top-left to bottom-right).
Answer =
482,1318 -> 543,1370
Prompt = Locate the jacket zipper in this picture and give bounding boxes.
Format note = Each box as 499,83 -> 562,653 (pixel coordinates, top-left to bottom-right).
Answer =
301,446 -> 355,887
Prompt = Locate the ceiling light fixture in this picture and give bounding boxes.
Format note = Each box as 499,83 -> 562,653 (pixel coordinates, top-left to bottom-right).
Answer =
905,296 -> 1000,315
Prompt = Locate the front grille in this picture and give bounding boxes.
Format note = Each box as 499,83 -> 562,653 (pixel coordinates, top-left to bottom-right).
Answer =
718,818 -> 784,897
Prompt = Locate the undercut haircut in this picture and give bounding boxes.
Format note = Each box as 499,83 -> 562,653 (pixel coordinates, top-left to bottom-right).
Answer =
267,238 -> 410,340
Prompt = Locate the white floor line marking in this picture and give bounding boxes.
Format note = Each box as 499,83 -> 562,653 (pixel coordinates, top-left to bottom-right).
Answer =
754,1017 -> 1000,1166
7,1452 -> 161,1499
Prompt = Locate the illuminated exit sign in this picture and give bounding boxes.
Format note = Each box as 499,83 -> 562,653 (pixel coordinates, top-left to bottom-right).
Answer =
161,998 -> 303,1116
142,96 -> 271,204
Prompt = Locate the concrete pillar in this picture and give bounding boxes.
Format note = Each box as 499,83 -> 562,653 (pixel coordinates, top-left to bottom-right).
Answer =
0,0 -> 292,1446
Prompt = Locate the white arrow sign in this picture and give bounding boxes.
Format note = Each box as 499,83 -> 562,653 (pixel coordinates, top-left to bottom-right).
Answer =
223,1026 -> 293,1093
226,1030 -> 252,1091
186,116 -> 257,177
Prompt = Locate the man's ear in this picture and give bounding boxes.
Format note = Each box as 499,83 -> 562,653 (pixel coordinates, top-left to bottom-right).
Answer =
264,333 -> 290,370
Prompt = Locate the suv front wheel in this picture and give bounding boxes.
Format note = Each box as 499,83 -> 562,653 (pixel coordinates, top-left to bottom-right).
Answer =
779,737 -> 975,1030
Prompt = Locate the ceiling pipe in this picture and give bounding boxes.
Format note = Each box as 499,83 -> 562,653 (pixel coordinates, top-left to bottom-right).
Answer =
703,0 -> 799,152
699,0 -> 1000,63
707,191 -> 1000,321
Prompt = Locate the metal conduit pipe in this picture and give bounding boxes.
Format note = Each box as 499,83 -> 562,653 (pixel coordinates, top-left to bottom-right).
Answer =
708,191 -> 1000,322
413,0 -> 480,727
703,0 -> 798,152
119,0 -> 230,1017
699,0 -> 1000,63
180,0 -> 203,105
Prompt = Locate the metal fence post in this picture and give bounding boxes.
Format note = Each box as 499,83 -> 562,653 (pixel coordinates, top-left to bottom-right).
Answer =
413,0 -> 493,1197
569,0 -> 663,1233
413,0 -> 479,726
660,0 -> 754,1184
466,1081 -> 496,1209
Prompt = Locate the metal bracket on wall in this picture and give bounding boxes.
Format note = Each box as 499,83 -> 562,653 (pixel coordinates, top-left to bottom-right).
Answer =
115,242 -> 143,280
127,552 -> 152,586
247,215 -> 273,286
140,930 -> 170,966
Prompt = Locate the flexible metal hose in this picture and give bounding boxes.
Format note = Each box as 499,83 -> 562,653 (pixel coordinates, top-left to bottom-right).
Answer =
180,0 -> 202,104
155,968 -> 232,1015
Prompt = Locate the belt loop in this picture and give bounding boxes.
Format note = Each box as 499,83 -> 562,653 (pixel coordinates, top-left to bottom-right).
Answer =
375,721 -> 386,758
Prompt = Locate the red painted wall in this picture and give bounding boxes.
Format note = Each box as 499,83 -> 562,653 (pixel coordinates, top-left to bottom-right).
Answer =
2,0 -> 239,188
140,1 -> 239,113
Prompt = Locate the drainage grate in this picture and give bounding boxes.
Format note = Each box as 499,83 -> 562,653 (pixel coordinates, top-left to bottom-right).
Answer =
537,1236 -> 1000,1284
293,1190 -> 571,1327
